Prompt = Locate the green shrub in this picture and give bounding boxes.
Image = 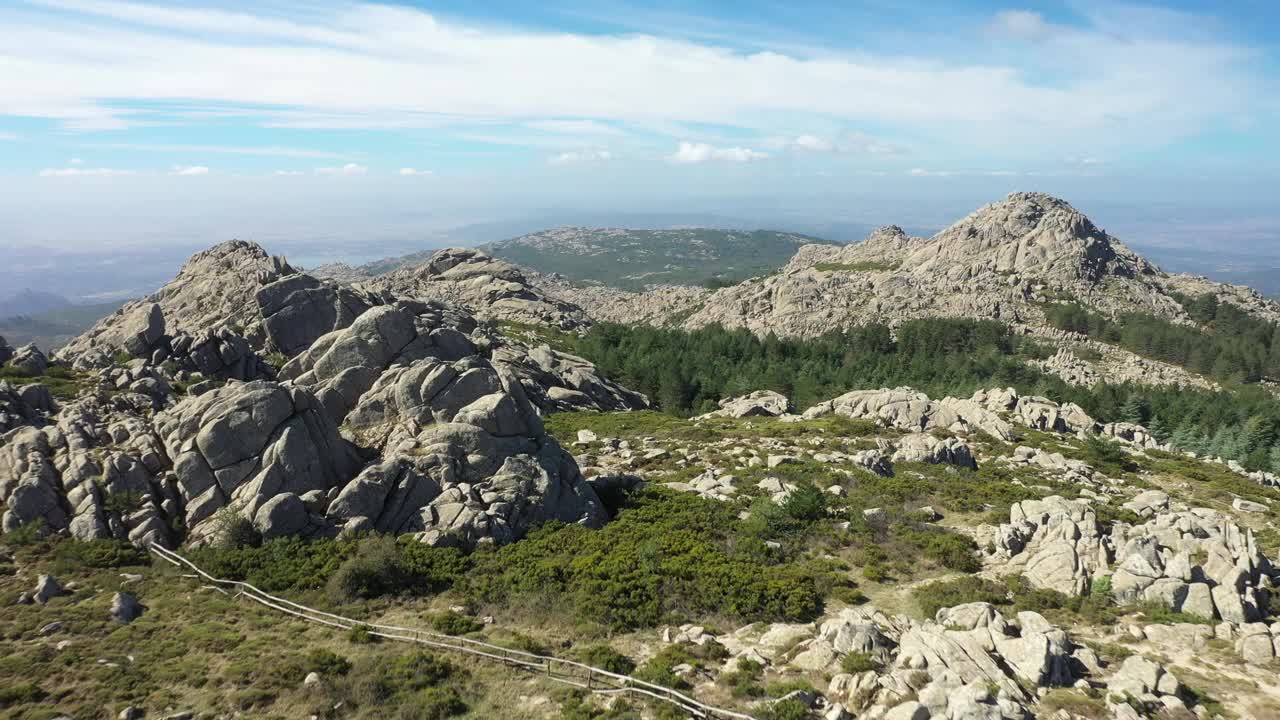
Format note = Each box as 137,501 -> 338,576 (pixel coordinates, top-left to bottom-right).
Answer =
840,652 -> 879,674
721,657 -> 765,698
54,538 -> 148,568
191,536 -> 349,592
429,611 -> 483,636
573,645 -> 636,675
303,648 -> 351,677
463,487 -> 827,631
761,698 -> 811,720
913,576 -> 1008,619
347,625 -> 378,644
0,682 -> 46,707
326,536 -> 411,602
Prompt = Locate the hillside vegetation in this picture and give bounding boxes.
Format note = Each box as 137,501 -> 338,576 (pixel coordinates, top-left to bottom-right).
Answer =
483,228 -> 834,290
568,318 -> 1280,473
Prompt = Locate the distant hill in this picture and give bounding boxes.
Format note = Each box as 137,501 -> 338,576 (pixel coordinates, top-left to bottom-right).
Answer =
481,227 -> 836,290
0,289 -> 73,318
310,227 -> 839,290
0,299 -> 129,350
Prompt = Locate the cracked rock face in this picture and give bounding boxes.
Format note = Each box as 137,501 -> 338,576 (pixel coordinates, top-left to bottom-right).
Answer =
279,301 -> 478,425
330,349 -> 607,547
154,380 -> 360,540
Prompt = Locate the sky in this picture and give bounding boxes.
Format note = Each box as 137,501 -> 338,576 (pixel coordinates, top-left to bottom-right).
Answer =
1,0 -> 1279,257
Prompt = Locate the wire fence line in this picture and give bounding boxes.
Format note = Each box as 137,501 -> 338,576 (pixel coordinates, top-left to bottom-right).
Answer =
149,543 -> 759,720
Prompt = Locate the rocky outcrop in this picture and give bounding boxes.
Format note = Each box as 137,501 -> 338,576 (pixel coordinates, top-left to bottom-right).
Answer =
980,493 -> 1275,623
0,381 -> 57,432
697,390 -> 791,419
529,276 -> 709,327
803,386 -> 1117,447
890,433 -> 976,469
8,344 -> 49,376
255,273 -> 382,357
154,380 -> 361,540
325,337 -> 608,547
0,396 -> 175,546
0,335 -> 13,365
278,301 -> 478,426
359,248 -> 590,331
802,387 -> 1016,440
729,602 -> 1088,720
60,240 -> 296,363
489,343 -> 648,413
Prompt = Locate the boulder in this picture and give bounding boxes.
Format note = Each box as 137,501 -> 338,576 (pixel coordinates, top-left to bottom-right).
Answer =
33,574 -> 67,604
110,592 -> 143,624
702,390 -> 791,418
8,344 -> 48,376
120,303 -> 166,357
891,433 -> 976,469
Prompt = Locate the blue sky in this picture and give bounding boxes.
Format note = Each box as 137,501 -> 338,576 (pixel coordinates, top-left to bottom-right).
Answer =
1,0 -> 1278,251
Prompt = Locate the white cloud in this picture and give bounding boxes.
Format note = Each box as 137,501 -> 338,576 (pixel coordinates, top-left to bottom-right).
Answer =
792,134 -> 833,152
315,163 -> 367,176
172,164 -> 209,175
398,167 -> 433,176
38,166 -> 134,176
1065,156 -> 1104,166
668,142 -> 768,164
547,149 -> 614,166
68,157 -> 83,164
991,10 -> 1052,40
0,2 -> 1262,157
0,131 -> 20,141
273,169 -> 304,176
770,132 -> 905,155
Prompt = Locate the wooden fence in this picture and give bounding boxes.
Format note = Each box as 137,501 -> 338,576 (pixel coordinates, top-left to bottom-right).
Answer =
149,543 -> 758,720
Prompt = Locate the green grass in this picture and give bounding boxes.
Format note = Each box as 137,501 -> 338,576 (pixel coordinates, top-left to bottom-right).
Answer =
0,364 -> 90,400
495,320 -> 580,353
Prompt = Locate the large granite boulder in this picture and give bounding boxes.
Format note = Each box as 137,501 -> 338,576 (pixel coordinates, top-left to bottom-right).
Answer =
153,380 -> 360,539
256,273 -> 382,357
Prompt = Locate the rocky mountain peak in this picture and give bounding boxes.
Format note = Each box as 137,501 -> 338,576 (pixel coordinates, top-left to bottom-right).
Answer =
900,191 -> 1156,283
360,247 -> 589,330
175,239 -> 295,282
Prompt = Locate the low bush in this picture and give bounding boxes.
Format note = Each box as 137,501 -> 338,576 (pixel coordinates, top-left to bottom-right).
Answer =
53,538 -> 148,568
840,652 -> 879,674
573,645 -> 636,675
327,536 -> 411,602
913,577 -> 1009,619
464,487 -> 828,630
429,611 -> 483,636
